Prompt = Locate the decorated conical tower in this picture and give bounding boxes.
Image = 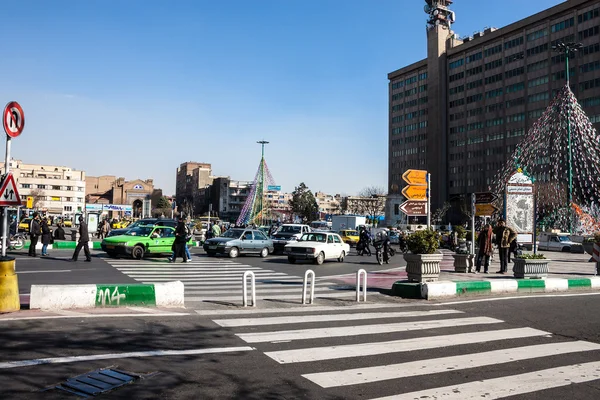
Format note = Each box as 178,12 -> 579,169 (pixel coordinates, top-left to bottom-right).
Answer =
236,141 -> 276,226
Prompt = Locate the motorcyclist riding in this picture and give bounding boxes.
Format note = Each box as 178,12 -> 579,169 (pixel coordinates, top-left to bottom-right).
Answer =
358,227 -> 372,256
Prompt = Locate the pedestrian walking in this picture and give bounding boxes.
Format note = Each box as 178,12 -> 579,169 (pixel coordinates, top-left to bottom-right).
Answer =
492,218 -> 517,274
28,212 -> 41,257
41,217 -> 52,256
211,222 -> 222,238
475,224 -> 493,274
71,216 -> 91,262
99,218 -> 110,239
169,215 -> 188,263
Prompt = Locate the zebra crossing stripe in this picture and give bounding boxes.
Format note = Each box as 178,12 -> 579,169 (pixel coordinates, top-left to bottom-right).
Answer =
214,309 -> 463,327
368,361 -> 600,400
236,317 -> 502,343
137,276 -> 303,282
118,273 -> 291,278
198,303 -> 411,316
265,327 -> 550,364
302,341 -> 600,388
186,287 -> 345,295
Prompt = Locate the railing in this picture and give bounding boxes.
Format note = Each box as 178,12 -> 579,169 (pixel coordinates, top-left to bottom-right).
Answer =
356,269 -> 367,302
242,271 -> 256,307
302,269 -> 315,305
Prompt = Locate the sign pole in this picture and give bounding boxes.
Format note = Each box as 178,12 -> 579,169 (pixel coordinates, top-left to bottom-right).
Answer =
1,137 -> 11,257
471,193 -> 475,255
426,173 -> 431,229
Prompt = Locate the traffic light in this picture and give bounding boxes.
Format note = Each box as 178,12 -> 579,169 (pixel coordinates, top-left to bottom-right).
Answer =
26,196 -> 33,208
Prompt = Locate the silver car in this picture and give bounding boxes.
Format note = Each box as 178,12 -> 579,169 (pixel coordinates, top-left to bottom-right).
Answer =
203,228 -> 274,258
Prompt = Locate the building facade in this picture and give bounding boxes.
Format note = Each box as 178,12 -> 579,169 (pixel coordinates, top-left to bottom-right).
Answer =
175,161 -> 213,216
387,0 -> 600,223
2,159 -> 86,217
86,175 -> 156,218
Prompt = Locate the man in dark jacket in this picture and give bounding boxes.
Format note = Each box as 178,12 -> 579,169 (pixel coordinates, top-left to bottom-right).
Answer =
492,218 -> 517,274
28,212 -> 41,257
71,216 -> 91,262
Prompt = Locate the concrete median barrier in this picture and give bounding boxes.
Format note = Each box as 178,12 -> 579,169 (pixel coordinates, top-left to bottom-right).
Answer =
392,277 -> 600,300
30,281 -> 184,310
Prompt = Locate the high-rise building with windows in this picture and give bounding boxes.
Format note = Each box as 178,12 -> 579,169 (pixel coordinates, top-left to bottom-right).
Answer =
387,0 -> 600,224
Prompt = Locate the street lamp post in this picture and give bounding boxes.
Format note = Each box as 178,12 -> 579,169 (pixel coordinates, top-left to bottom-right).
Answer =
552,41 -> 582,233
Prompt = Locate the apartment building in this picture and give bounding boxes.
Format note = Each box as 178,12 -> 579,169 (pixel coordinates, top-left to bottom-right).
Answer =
387,0 -> 600,223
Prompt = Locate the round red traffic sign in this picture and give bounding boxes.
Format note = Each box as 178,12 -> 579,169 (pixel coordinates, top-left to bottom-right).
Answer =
3,101 -> 25,138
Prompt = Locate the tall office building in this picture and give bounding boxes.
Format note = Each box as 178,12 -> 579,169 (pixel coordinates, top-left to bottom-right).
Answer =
387,0 -> 600,224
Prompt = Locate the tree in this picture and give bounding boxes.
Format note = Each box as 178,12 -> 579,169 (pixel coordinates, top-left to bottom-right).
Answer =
356,186 -> 386,220
431,201 -> 451,225
289,182 -> 319,222
153,196 -> 172,217
28,188 -> 45,210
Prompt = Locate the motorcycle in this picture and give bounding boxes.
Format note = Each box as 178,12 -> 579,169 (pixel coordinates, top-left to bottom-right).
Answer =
373,238 -> 395,265
0,233 -> 26,250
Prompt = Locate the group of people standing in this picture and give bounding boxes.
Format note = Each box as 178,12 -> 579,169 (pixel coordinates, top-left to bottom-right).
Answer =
27,212 -> 61,257
475,218 -> 518,274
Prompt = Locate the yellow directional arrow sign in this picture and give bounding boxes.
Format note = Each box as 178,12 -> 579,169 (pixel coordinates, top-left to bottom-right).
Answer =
402,169 -> 428,186
402,185 -> 427,200
475,204 -> 499,216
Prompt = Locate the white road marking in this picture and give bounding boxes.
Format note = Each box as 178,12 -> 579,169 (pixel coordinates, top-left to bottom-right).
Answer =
432,291 -> 600,305
237,317 -> 502,343
0,346 -> 255,369
197,303 -> 410,316
0,312 -> 190,322
214,309 -> 462,327
185,286 -> 345,295
138,276 -> 303,282
16,270 -> 72,274
303,341 -> 600,388
368,361 -> 600,400
266,327 -> 550,363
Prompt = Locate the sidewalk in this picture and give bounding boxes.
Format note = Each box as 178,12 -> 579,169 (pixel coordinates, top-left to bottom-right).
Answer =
393,249 -> 600,299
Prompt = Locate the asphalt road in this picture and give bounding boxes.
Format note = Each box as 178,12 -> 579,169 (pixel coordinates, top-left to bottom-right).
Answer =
1,295 -> 600,399
12,246 -> 408,309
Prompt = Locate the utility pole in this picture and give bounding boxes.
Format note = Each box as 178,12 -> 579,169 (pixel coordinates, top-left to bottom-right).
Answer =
552,41 -> 582,233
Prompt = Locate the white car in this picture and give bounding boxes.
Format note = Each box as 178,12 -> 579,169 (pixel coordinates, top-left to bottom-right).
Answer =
284,232 -> 350,265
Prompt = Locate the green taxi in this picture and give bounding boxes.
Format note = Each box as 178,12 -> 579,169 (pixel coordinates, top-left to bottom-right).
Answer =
101,225 -> 193,259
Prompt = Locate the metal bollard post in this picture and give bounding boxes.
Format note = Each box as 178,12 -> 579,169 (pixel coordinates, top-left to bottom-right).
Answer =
356,269 -> 367,302
302,269 -> 315,305
242,271 -> 256,307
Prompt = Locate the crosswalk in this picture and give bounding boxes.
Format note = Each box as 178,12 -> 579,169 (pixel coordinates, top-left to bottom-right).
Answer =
103,257 -> 357,304
210,304 -> 600,399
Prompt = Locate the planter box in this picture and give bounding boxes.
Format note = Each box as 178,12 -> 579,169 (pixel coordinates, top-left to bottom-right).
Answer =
404,253 -> 443,282
513,258 -> 550,279
452,254 -> 474,273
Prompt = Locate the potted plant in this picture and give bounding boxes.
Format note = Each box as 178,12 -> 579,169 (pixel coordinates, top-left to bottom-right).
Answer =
513,253 -> 550,279
403,229 -> 443,282
452,247 -> 474,273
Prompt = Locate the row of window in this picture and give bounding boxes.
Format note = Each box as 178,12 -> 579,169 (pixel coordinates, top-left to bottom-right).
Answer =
580,60 -> 600,73
485,59 -> 503,71
580,78 -> 600,92
526,43 -> 548,57
20,184 -> 84,191
528,76 -> 549,88
22,195 -> 84,202
579,7 -> 599,23
551,17 -> 574,33
581,96 -> 600,108
504,36 -> 524,50
505,66 -> 525,79
527,28 -> 548,42
466,52 -> 482,63
391,73 -> 426,90
484,44 -> 503,58
392,98 -> 426,112
579,26 -> 600,41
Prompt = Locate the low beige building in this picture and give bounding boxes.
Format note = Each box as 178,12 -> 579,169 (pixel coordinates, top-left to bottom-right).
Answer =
1,159 -> 86,216
86,176 -> 156,218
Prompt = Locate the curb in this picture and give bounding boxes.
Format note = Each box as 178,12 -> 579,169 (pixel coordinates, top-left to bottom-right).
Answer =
29,281 -> 185,310
392,277 -> 600,300
23,241 -> 103,250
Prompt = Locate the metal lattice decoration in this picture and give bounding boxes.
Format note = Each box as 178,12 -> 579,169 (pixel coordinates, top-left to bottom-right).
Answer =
236,152 -> 276,227
494,83 -> 600,234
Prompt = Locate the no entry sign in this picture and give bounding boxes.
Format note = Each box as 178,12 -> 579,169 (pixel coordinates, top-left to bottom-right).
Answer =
3,101 -> 25,138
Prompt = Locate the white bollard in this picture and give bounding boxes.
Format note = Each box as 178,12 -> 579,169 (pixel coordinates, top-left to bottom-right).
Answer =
356,269 -> 367,302
242,271 -> 256,307
302,269 -> 315,305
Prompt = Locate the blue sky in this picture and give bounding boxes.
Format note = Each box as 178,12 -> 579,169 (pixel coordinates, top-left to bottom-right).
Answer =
0,0 -> 563,196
